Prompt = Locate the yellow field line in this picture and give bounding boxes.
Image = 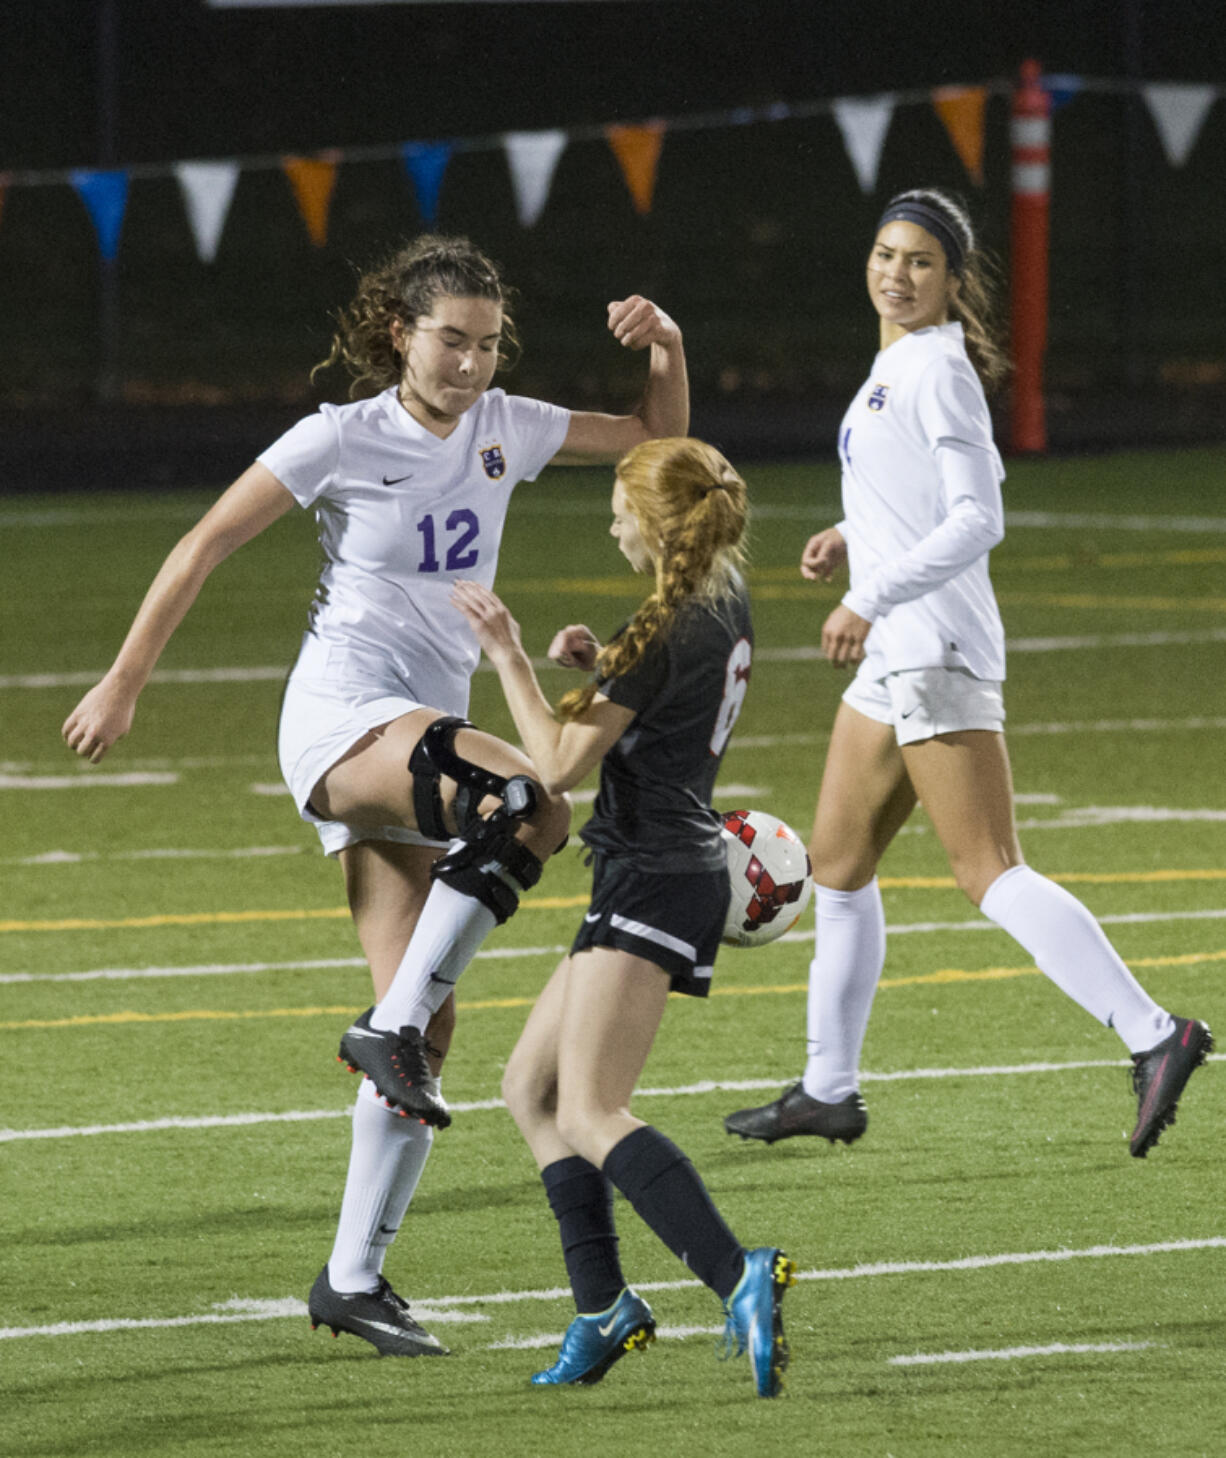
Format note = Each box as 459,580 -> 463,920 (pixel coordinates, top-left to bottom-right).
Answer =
4,949 -> 1222,1032
0,894 -> 587,934
996,591 -> 1226,613
4,870 -> 1226,934
742,586 -> 1226,609
881,869 -> 1226,889
745,548 -> 1226,584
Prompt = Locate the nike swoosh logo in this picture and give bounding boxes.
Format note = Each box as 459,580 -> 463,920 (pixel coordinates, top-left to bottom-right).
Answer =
598,1317 -> 619,1336
382,473 -> 414,486
900,707 -> 918,719
583,911 -> 601,923
348,1316 -> 412,1337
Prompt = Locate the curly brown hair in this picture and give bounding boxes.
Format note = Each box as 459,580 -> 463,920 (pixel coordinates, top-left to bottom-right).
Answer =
558,438 -> 749,723
312,235 -> 520,397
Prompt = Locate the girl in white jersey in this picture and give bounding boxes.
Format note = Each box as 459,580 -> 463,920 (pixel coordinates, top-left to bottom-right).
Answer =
724,190 -> 1212,1160
62,235 -> 690,1358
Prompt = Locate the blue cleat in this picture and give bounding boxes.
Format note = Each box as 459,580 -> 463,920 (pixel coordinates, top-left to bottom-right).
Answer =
531,1288 -> 656,1386
718,1247 -> 796,1397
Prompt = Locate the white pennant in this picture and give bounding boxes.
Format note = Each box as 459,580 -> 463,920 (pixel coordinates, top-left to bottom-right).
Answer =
174,160 -> 241,262
1142,83 -> 1217,167
503,130 -> 568,227
832,94 -> 896,193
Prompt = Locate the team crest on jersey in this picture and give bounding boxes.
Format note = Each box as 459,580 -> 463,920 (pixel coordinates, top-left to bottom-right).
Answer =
867,384 -> 889,412
479,444 -> 507,479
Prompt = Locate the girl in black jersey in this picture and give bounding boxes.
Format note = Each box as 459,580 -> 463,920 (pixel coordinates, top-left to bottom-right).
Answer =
452,437 -> 793,1399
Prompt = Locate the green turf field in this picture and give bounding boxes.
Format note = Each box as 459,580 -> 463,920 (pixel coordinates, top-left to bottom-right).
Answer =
2,446 -> 1224,1457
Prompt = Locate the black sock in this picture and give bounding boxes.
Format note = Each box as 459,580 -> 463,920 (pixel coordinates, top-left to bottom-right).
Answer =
602,1125 -> 745,1300
540,1156 -> 625,1314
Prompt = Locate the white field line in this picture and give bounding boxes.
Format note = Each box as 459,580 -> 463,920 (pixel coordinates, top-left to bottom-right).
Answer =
6,905 -> 1225,986
738,715 -> 1226,750
1003,510 -> 1226,533
6,845 -> 307,866
1015,806 -> 1226,829
3,1238 -> 1222,1344
888,1340 -> 1159,1367
5,1055 -> 1224,1144
7,629 -> 1226,694
246,782 -> 766,806
8,801 -> 1221,866
0,772 -> 179,790
0,946 -> 560,984
1009,715 -> 1226,736
9,500 -> 1223,530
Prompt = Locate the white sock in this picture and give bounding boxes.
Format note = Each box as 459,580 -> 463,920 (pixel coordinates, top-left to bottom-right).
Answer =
327,1077 -> 435,1293
802,879 -> 887,1103
369,880 -> 497,1032
979,865 -> 1174,1053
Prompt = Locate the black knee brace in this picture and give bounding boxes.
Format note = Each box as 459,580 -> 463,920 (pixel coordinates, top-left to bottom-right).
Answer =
408,715 -> 538,841
431,810 -> 544,924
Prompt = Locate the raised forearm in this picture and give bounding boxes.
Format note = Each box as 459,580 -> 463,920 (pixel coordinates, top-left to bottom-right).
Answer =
638,332 -> 689,439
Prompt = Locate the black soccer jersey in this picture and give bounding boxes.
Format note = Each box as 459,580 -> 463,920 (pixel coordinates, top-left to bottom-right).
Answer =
580,577 -> 753,874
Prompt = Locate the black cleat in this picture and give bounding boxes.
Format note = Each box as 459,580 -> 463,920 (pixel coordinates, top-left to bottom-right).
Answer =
337,1008 -> 451,1128
308,1266 -> 449,1357
1129,1016 -> 1213,1158
724,1082 -> 867,1146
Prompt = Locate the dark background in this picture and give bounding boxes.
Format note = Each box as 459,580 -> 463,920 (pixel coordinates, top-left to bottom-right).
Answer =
2,0 -> 1224,487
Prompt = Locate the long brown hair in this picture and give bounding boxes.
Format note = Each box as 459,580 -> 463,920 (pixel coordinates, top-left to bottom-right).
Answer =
558,438 -> 749,723
881,188 -> 1011,394
312,235 -> 520,397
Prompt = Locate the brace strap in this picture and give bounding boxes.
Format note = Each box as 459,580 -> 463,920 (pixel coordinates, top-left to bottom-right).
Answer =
408,715 -> 538,841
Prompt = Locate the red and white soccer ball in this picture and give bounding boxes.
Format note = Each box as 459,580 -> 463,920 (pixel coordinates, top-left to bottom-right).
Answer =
720,809 -> 813,947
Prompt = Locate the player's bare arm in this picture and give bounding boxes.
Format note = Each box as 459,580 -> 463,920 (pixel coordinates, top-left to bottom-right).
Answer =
61,464 -> 294,763
552,296 -> 688,463
451,581 -> 634,792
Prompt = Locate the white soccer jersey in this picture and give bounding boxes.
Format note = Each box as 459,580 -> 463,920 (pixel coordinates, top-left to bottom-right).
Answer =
836,321 -> 1007,681
261,386 -> 570,714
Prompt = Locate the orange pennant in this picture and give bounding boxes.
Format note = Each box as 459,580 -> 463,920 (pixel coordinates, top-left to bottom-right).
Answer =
282,154 -> 339,247
933,86 -> 987,185
605,123 -> 665,215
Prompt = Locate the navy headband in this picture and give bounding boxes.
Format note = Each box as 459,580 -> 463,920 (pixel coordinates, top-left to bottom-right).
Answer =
876,200 -> 967,274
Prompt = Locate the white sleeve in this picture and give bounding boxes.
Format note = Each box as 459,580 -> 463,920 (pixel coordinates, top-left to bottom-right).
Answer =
842,438 -> 1005,622
505,395 -> 572,482
256,412 -> 340,508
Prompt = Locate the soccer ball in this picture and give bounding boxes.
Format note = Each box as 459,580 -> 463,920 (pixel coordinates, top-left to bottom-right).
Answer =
721,808 -> 813,947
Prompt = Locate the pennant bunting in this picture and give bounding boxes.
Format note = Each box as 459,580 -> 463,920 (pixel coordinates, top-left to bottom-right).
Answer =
174,160 -> 240,263
69,169 -> 130,263
832,94 -> 896,193
605,123 -> 665,215
1042,73 -> 1084,114
503,129 -> 567,228
1142,83 -> 1217,167
401,141 -> 453,227
933,85 -> 988,185
282,153 -> 339,247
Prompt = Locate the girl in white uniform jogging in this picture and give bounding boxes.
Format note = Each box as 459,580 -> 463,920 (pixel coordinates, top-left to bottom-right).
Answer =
62,235 -> 690,1358
723,190 -> 1212,1159
454,438 -> 793,1399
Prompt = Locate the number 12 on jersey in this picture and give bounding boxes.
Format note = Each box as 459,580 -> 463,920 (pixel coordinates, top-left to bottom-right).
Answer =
416,509 -> 480,573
